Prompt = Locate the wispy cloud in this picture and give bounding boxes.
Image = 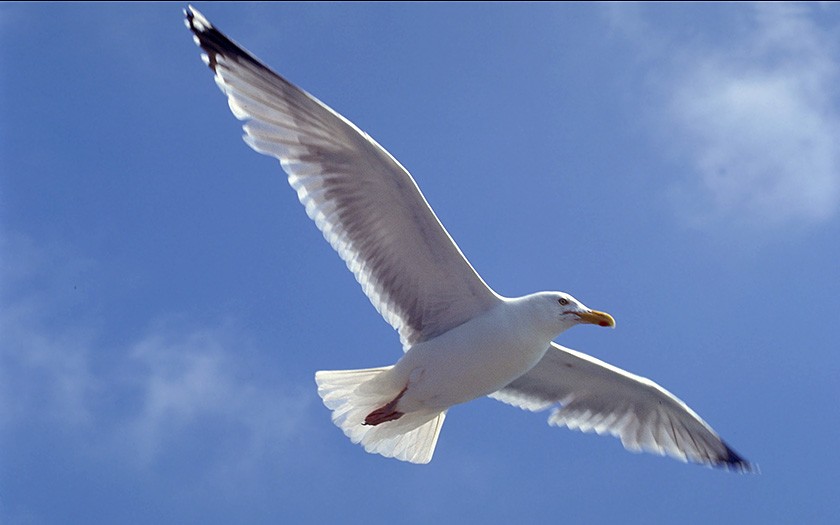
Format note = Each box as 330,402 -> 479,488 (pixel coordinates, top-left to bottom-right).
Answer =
0,232 -> 312,473
116,320 -> 312,468
0,233 -> 98,429
0,296 -> 97,429
611,3 -> 840,230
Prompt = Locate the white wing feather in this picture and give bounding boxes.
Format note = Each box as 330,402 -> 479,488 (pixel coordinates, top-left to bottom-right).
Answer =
490,342 -> 754,472
186,7 -> 500,348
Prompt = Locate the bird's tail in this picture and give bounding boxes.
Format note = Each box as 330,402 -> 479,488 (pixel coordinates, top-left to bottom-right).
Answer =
315,366 -> 446,464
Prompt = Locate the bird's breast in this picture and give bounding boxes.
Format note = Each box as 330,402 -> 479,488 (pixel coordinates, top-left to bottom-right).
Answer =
393,305 -> 551,410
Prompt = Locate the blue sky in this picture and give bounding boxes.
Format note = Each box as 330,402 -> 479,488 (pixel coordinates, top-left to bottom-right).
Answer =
2,2 -> 840,523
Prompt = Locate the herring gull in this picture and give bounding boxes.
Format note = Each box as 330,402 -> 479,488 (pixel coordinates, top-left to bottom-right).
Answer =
185,6 -> 752,471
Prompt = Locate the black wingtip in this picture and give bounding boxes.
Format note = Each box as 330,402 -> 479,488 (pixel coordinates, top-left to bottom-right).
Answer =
718,442 -> 758,474
184,5 -> 224,72
184,5 -> 260,74
184,5 -> 205,36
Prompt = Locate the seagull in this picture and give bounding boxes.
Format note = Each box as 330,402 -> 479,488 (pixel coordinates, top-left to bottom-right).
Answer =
185,6 -> 752,471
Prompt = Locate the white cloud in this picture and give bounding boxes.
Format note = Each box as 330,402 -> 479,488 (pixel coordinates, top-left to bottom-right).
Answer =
0,233 -> 99,429
0,233 -> 312,472
0,296 -> 97,429
671,68 -> 840,227
117,321 -> 312,467
614,4 -> 840,230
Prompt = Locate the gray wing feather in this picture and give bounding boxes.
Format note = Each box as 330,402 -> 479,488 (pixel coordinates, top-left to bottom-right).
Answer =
490,342 -> 753,472
186,8 -> 500,348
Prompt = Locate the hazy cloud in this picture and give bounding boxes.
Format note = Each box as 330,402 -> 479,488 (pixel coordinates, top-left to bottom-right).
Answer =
117,321 -> 312,467
612,4 -> 840,230
0,296 -> 97,429
0,233 -> 311,472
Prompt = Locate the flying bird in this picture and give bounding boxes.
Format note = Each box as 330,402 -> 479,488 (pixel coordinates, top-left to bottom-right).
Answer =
184,6 -> 752,471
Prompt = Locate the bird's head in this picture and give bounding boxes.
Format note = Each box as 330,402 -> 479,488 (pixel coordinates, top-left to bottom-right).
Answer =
531,291 -> 616,336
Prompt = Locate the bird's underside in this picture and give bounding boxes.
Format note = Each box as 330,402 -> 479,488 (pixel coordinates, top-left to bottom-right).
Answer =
184,6 -> 754,472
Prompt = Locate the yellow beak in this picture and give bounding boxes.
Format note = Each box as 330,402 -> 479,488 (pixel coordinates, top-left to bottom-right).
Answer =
575,309 -> 616,328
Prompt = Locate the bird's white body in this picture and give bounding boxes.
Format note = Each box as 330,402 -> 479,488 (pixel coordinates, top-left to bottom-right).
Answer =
315,292 -> 607,463
386,296 -> 559,413
186,6 -> 752,471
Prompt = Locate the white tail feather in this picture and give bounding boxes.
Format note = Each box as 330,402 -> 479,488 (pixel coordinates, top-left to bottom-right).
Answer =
315,367 -> 446,464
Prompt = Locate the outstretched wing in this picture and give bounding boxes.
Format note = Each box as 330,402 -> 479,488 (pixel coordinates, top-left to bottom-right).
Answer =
185,7 -> 500,348
490,342 -> 754,471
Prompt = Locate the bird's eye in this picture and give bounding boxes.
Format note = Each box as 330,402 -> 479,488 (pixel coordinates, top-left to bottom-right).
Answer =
558,298 -> 569,306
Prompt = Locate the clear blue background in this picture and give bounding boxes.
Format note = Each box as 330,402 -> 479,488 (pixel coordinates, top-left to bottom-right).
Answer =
3,3 -> 839,523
